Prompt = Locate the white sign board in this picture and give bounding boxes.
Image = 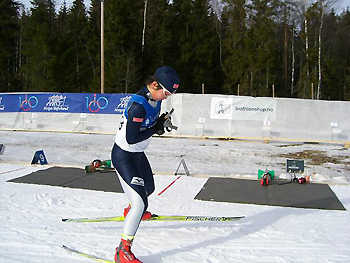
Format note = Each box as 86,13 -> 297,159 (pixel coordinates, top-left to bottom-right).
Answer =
211,97 -> 276,121
210,97 -> 233,120
330,122 -> 338,128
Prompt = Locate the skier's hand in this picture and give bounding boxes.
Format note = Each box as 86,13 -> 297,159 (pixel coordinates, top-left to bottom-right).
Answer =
154,112 -> 168,135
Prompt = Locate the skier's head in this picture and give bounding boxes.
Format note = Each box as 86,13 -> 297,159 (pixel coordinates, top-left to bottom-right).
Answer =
146,66 -> 180,101
154,66 -> 180,95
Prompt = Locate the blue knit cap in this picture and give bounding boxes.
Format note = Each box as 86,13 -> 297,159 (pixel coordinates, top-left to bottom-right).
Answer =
154,66 -> 180,94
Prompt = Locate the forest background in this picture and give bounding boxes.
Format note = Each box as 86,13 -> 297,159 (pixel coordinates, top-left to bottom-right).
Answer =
1,0 -> 350,100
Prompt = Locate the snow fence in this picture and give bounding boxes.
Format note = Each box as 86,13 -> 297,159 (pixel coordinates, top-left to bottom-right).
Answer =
0,93 -> 349,143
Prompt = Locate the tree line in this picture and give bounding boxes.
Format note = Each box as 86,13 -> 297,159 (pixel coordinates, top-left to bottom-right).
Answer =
1,0 -> 350,100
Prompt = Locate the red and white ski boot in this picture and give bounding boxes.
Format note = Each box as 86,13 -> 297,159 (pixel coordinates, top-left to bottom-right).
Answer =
114,239 -> 142,263
123,204 -> 152,220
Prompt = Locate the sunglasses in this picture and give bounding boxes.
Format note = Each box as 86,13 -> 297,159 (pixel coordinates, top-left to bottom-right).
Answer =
157,81 -> 173,97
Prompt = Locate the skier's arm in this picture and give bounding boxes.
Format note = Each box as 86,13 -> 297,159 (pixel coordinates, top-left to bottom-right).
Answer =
125,103 -> 157,144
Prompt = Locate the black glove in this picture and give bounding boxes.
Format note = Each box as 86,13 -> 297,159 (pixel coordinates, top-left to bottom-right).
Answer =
154,112 -> 167,135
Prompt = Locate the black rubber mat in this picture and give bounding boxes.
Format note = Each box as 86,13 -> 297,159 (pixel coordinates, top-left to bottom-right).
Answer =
7,166 -> 123,193
194,178 -> 346,210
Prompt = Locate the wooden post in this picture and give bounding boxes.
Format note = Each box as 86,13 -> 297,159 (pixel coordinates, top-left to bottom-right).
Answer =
100,0 -> 105,94
311,82 -> 314,99
272,84 -> 275,98
237,84 -> 240,96
202,83 -> 204,94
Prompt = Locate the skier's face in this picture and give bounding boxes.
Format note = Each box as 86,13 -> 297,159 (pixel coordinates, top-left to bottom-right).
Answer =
149,81 -> 171,101
157,81 -> 172,98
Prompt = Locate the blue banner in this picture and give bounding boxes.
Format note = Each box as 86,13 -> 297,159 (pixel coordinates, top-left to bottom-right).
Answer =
0,93 -> 132,114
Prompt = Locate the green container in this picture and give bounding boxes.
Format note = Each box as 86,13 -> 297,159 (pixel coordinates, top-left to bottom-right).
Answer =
258,169 -> 275,180
102,159 -> 112,169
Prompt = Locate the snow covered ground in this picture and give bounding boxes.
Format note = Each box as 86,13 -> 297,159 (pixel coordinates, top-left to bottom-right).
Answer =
1,130 -> 350,262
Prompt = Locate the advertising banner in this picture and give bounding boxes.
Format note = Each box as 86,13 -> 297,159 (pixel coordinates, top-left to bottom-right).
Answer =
0,93 -> 132,115
211,97 -> 276,121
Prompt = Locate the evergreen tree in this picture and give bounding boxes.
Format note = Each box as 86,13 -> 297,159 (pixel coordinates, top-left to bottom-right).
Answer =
276,0 -> 297,97
295,2 -> 321,99
221,0 -> 248,95
336,10 -> 350,100
1,0 -> 349,99
21,0 -> 56,91
85,0 -> 102,92
50,1 -> 71,92
166,0 -> 194,92
170,0 -> 222,94
245,0 -> 279,97
65,0 -> 90,92
139,0 -> 173,77
0,0 -> 20,91
104,0 -> 144,93
191,0 -> 223,94
320,10 -> 340,100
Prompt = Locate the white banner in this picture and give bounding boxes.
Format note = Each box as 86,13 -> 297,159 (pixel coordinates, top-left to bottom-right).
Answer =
210,97 -> 276,121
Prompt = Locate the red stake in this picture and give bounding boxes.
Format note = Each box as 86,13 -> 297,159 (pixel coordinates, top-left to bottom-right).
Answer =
0,167 -> 25,175
158,175 -> 182,196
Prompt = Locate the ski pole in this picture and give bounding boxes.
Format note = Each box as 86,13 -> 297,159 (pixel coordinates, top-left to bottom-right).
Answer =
158,175 -> 182,196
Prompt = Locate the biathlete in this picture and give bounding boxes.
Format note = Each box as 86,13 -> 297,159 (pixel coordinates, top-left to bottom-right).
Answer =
111,66 -> 180,263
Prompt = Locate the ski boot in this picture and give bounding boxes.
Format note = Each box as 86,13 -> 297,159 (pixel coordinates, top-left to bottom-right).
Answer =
123,204 -> 152,220
114,239 -> 142,263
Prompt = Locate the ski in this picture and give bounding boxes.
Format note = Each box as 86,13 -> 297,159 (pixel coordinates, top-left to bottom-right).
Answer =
63,245 -> 114,263
62,214 -> 244,223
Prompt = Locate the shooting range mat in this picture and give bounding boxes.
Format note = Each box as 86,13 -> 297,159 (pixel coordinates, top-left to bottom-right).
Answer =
7,166 -> 123,193
194,178 -> 346,210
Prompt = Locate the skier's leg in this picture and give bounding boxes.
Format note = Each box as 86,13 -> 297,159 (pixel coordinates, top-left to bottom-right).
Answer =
118,173 -> 147,237
112,144 -> 144,262
139,152 -> 155,197
111,143 -> 148,235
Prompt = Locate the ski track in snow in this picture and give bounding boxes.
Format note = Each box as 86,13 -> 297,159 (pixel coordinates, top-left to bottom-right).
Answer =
0,131 -> 350,262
